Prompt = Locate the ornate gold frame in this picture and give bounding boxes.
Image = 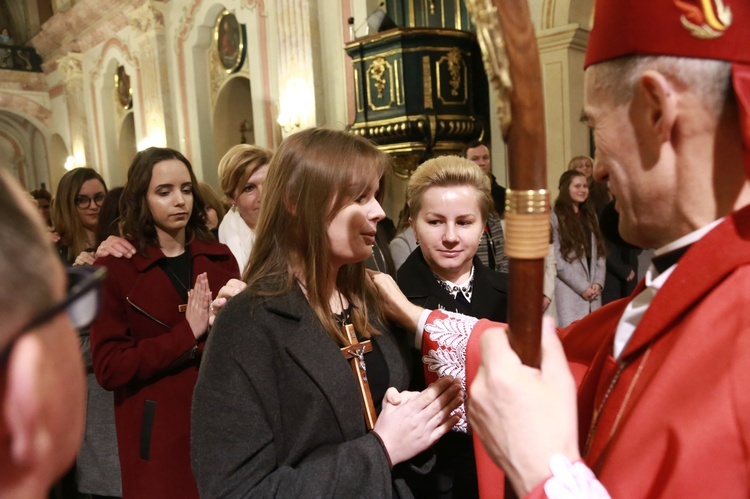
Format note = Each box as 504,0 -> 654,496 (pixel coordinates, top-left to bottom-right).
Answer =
214,10 -> 246,74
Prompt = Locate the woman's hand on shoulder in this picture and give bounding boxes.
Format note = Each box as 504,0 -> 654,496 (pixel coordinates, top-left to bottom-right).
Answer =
95,235 -> 136,259
73,250 -> 96,266
187,272 -> 212,339
372,376 -> 463,466
208,278 -> 247,326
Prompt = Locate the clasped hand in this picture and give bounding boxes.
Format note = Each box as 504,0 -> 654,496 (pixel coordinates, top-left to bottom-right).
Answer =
187,273 -> 212,339
373,376 -> 463,466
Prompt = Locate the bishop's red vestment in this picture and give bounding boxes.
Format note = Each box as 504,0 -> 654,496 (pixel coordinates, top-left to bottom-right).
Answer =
429,205 -> 750,497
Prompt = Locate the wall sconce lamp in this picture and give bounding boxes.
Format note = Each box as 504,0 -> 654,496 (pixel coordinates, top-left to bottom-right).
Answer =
277,77 -> 311,136
276,111 -> 300,134
137,131 -> 167,151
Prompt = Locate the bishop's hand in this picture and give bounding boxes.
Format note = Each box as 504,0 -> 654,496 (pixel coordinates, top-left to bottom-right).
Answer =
467,317 -> 581,496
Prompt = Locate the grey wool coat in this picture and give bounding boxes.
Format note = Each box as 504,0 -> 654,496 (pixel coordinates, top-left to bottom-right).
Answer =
191,284 -> 414,498
551,211 -> 606,327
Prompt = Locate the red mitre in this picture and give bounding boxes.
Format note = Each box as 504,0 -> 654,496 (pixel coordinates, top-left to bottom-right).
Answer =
585,0 -> 750,175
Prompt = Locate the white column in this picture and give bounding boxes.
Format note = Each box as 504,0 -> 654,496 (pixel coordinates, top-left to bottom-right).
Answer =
128,1 -> 177,149
59,53 -> 92,168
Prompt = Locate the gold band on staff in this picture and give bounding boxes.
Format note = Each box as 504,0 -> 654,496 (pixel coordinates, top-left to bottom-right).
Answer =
504,189 -> 550,259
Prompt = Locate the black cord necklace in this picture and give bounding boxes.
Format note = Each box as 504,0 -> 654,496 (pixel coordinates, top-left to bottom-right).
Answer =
161,248 -> 191,310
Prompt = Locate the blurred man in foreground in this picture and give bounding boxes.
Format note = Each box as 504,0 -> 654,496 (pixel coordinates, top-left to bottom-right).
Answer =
0,170 -> 89,498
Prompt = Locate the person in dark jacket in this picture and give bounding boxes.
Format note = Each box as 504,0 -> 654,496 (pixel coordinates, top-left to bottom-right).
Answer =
397,155 -> 508,498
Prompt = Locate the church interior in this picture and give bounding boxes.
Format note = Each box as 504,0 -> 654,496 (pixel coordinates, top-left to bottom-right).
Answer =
0,0 -> 593,219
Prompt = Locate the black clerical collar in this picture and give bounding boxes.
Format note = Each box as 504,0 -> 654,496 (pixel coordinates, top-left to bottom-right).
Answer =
651,245 -> 691,274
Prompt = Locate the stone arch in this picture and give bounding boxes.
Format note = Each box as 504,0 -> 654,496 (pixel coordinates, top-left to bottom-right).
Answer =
90,39 -> 140,187
176,0 -> 273,181
212,75 -> 253,185
0,92 -> 52,132
0,99 -> 51,190
0,128 -> 25,187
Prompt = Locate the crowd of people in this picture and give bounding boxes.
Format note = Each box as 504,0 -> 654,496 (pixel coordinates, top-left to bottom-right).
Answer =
8,136 -> 633,499
3,0 -> 750,497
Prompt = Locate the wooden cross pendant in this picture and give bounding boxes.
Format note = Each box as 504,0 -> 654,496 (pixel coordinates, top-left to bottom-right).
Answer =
340,323 -> 378,430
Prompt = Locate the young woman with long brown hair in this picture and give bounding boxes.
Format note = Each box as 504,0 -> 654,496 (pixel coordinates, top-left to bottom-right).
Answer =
552,169 -> 606,327
192,128 -> 461,497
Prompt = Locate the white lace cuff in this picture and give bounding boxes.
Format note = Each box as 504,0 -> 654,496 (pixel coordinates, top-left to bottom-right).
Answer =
421,310 -> 478,433
543,455 -> 610,499
415,308 -> 432,348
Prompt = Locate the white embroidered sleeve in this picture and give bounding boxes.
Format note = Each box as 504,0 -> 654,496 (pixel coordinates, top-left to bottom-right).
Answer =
422,311 -> 479,433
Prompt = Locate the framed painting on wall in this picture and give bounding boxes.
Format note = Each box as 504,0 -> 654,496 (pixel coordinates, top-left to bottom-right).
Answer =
115,65 -> 133,110
215,11 -> 246,73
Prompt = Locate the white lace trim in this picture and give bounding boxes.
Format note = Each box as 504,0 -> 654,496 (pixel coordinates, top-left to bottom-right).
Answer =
422,311 -> 479,433
543,454 -> 611,499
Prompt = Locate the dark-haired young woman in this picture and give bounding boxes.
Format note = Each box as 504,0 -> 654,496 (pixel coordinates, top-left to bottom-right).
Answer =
551,170 -> 606,327
90,147 -> 239,498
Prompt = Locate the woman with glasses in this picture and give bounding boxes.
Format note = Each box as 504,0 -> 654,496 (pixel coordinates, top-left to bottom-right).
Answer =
52,167 -> 108,266
90,147 -> 239,499
191,128 -> 461,497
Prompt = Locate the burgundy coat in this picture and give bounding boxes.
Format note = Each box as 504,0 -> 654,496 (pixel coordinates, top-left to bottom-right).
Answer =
91,238 -> 239,498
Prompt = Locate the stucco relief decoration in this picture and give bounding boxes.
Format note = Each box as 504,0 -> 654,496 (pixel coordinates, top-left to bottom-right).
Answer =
129,2 -> 166,34
59,54 -> 84,85
241,0 -> 267,15
369,56 -> 388,99
446,47 -> 462,96
89,38 -> 139,83
174,0 -> 202,56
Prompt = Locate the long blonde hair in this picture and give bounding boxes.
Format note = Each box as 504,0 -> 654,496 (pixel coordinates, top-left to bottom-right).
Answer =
244,128 -> 389,345
52,167 -> 107,262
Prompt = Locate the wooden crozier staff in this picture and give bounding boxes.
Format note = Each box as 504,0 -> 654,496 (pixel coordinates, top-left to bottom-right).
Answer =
465,0 -> 548,367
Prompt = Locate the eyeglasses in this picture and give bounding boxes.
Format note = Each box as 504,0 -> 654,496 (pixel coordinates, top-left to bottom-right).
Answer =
76,192 -> 106,209
0,266 -> 106,366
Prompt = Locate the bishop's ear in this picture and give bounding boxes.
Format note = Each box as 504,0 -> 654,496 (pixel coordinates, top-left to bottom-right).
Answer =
638,69 -> 678,143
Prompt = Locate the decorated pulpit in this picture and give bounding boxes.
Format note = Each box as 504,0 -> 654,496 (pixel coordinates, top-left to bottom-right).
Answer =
345,28 -> 488,177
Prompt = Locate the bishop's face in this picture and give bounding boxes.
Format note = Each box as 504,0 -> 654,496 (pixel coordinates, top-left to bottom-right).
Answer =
584,67 -> 677,249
